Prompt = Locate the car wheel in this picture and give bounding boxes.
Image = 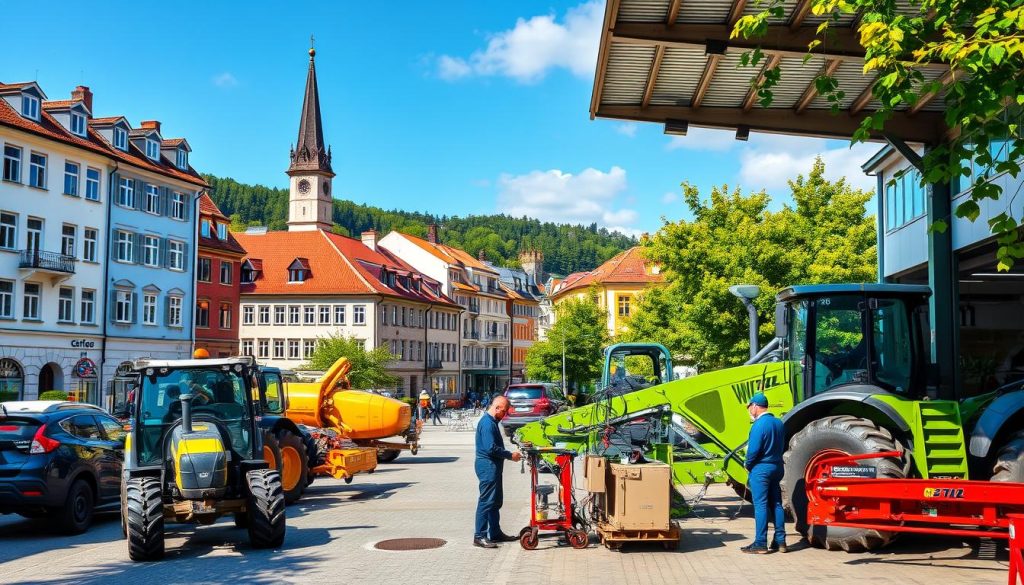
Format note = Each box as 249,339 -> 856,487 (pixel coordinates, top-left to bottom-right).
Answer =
54,479 -> 95,534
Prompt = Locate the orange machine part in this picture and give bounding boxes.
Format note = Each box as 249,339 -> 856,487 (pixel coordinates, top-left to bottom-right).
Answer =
283,357 -> 411,439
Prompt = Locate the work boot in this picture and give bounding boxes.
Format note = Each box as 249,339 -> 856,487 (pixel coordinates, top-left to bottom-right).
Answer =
769,541 -> 788,553
741,544 -> 771,554
473,537 -> 498,549
491,533 -> 519,543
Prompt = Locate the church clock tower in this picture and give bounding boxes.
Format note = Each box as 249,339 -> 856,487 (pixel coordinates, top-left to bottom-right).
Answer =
287,42 -> 335,232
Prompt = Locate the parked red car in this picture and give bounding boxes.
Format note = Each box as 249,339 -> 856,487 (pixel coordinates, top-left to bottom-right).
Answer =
500,383 -> 565,437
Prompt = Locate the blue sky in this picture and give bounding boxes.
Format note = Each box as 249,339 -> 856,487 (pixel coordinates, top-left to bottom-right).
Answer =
2,1 -> 877,236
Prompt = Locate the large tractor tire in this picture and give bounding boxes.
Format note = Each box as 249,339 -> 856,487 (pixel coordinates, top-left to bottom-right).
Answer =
125,477 -> 165,561
377,448 -> 400,463
991,431 -> 1024,483
246,469 -> 286,549
276,429 -> 309,505
782,415 -> 905,552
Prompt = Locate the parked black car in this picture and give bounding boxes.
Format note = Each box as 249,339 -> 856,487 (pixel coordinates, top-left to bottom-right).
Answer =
0,401 -> 126,533
500,383 -> 565,436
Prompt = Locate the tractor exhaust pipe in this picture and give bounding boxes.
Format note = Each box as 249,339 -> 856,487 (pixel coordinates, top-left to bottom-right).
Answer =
181,394 -> 194,434
729,285 -> 761,361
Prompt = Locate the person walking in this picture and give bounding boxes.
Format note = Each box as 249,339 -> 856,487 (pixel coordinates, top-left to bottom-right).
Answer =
742,392 -> 787,554
473,395 -> 521,548
418,388 -> 431,421
430,389 -> 443,426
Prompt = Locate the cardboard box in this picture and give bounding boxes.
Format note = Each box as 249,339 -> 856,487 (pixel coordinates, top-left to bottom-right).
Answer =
584,455 -> 608,493
606,462 -> 671,531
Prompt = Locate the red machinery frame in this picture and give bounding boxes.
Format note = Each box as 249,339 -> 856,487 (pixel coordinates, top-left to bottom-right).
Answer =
519,447 -> 588,550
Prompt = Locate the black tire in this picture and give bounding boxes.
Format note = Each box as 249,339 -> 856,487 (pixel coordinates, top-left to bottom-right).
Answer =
276,429 -> 309,505
246,469 -> 286,549
991,431 -> 1024,482
233,512 -> 249,528
377,449 -> 400,463
782,415 -> 904,552
126,477 -> 165,561
54,479 -> 95,534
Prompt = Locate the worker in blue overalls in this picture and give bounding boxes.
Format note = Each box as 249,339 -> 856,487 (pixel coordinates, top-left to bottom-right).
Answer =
473,395 -> 522,548
742,392 -> 788,554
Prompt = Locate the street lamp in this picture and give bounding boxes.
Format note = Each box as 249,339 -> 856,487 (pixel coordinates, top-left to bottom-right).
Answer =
729,285 -> 761,360
561,336 -> 567,394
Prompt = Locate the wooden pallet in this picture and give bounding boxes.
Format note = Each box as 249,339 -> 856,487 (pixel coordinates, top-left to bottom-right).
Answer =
595,521 -> 681,551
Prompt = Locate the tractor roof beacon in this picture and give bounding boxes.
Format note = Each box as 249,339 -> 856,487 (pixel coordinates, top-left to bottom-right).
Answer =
121,357 -> 286,561
515,283 -> 1024,553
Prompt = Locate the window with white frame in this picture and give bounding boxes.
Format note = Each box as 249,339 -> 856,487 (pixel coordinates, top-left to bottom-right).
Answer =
288,339 -> 300,359
171,192 -> 185,220
319,305 -> 330,325
200,219 -> 210,238
257,339 -> 269,359
167,296 -> 183,327
83,228 -> 97,262
28,153 -> 46,188
168,240 -> 184,270
303,306 -> 315,325
0,212 -> 16,249
58,287 -> 74,322
242,305 -> 254,325
70,112 -> 86,136
80,289 -> 95,324
289,305 -> 300,325
142,293 -> 157,325
303,339 -> 315,358
241,339 -> 254,357
176,149 -> 188,170
274,305 -> 286,325
145,138 -> 160,160
288,268 -> 306,283
220,261 -> 232,284
217,223 -> 227,241
3,145 -> 21,183
273,339 -> 284,359
26,218 -> 42,253
115,231 -> 133,262
334,305 -> 346,325
113,126 -> 128,151
114,290 -> 132,323
63,162 -> 79,196
0,280 -> 14,319
219,303 -> 231,329
354,305 -> 366,325
145,184 -> 159,214
61,225 -> 76,257
21,95 -> 39,120
258,306 -> 270,325
117,177 -> 134,207
85,168 -> 100,201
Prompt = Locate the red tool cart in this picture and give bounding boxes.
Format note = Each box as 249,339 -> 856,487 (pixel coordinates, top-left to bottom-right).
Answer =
519,447 -> 588,550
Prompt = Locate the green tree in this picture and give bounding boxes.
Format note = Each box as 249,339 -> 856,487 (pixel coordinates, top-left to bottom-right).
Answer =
624,158 -> 877,369
302,334 -> 399,390
735,0 -> 1024,268
525,293 -> 611,390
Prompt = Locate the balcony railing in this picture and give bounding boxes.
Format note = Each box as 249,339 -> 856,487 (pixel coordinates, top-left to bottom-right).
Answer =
463,331 -> 480,340
20,249 -> 76,274
462,359 -> 509,369
426,358 -> 442,370
468,304 -> 480,314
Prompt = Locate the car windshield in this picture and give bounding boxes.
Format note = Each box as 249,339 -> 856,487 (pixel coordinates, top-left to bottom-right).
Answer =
136,367 -> 251,465
506,386 -> 544,400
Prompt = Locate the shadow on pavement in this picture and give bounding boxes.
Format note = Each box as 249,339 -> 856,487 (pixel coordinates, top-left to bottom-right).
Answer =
388,456 -> 459,465
842,535 -> 1009,572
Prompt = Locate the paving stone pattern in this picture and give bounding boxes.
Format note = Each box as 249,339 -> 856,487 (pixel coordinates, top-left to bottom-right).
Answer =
0,421 -> 1007,584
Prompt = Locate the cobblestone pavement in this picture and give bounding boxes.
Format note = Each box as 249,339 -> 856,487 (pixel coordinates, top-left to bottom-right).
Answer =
0,421 -> 1008,585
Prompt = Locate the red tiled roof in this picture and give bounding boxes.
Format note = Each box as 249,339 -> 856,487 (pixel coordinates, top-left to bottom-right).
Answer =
0,84 -> 207,188
198,193 -> 228,219
162,138 -> 187,147
552,247 -> 663,299
42,99 -> 75,109
398,232 -> 498,274
197,194 -> 245,256
89,116 -> 126,125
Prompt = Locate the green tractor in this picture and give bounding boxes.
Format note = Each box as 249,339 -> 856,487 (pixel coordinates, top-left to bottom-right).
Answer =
515,284 -> 1024,552
121,357 -> 286,561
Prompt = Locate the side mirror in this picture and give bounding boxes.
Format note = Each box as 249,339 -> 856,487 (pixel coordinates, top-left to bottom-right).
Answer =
774,303 -> 789,339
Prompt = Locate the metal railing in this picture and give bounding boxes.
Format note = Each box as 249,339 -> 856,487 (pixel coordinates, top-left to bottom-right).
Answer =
426,358 -> 442,369
19,249 -> 76,274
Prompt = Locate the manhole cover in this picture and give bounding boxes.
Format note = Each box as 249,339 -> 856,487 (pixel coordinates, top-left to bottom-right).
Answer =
374,538 -> 447,551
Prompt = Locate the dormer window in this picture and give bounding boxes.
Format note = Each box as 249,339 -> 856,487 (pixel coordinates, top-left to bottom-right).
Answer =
21,95 -> 39,120
217,223 -> 227,240
70,112 -> 87,137
176,148 -> 188,170
287,258 -> 310,283
200,219 -> 211,238
113,127 -> 128,151
145,138 -> 160,160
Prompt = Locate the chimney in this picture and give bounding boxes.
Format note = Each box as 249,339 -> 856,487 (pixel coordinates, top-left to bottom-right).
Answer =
361,229 -> 378,251
427,224 -> 438,244
71,86 -> 93,113
140,120 -> 161,133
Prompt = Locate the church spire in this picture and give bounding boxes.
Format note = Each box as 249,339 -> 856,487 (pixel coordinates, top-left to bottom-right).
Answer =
288,38 -> 334,177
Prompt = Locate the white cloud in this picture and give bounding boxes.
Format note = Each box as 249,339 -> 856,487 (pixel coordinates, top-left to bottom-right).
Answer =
436,1 -> 603,83
736,134 -> 878,192
665,127 -> 737,152
606,226 -> 645,238
661,191 -> 678,204
615,123 -> 638,138
212,72 -> 238,88
497,166 -> 638,229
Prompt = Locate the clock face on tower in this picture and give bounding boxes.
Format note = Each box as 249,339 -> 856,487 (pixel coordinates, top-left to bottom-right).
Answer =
298,179 -> 311,194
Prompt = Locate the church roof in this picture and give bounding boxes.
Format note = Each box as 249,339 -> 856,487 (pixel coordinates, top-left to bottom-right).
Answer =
287,47 -> 333,177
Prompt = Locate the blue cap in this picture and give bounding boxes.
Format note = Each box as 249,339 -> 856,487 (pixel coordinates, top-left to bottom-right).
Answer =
747,392 -> 768,407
